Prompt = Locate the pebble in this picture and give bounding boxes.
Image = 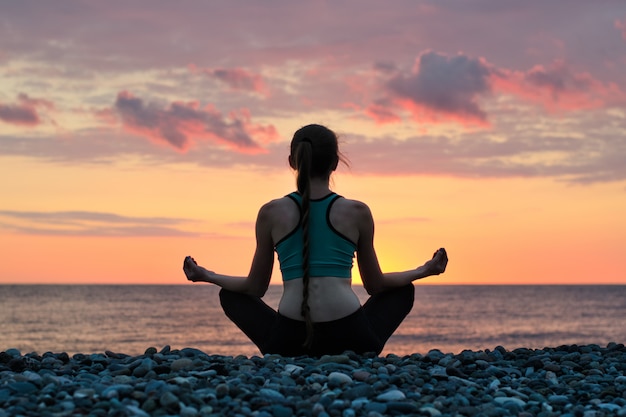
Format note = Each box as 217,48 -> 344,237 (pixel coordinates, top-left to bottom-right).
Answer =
159,391 -> 179,409
420,406 -> 442,416
1,343 -> 625,416
328,371 -> 353,385
170,357 -> 193,371
376,389 -> 406,401
260,387 -> 285,401
494,396 -> 526,407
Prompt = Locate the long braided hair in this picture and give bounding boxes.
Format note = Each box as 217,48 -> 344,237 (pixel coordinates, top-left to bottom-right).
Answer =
290,124 -> 343,350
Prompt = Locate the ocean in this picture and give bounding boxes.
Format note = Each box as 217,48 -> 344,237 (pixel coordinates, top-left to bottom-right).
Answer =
1,285 -> 625,357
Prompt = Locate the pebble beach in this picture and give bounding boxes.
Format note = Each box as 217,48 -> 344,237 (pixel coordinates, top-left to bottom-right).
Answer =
1,343 -> 626,417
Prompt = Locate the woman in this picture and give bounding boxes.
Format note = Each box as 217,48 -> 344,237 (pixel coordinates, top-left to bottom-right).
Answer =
183,124 -> 448,356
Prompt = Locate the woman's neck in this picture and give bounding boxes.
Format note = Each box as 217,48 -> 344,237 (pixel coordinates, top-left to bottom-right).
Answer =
307,178 -> 332,199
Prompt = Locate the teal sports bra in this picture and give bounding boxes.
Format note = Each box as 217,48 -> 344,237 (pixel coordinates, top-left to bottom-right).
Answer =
275,192 -> 357,281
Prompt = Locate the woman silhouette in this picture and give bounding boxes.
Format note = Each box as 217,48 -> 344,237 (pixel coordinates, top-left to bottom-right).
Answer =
184,124 -> 448,356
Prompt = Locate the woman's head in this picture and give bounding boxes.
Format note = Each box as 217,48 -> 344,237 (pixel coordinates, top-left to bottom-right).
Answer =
289,124 -> 340,180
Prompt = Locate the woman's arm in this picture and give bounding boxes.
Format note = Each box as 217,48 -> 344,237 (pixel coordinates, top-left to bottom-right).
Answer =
355,202 -> 448,295
183,203 -> 275,297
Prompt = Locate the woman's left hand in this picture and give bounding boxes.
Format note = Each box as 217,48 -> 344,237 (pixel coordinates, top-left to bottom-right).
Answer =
425,248 -> 448,276
183,256 -> 213,282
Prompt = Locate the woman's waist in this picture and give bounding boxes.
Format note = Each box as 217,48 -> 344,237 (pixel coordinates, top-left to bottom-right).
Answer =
282,275 -> 355,290
281,264 -> 353,281
279,277 -> 361,322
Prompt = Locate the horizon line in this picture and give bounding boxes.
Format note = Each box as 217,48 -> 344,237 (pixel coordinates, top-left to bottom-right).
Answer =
1,282 -> 624,286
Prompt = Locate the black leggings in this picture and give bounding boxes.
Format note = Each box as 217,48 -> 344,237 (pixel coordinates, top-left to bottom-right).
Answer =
219,284 -> 414,356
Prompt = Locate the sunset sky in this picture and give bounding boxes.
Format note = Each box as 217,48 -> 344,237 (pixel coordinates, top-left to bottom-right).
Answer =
1,1 -> 625,285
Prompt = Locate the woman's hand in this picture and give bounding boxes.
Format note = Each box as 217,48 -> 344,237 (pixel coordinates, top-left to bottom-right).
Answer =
424,248 -> 448,276
183,256 -> 214,283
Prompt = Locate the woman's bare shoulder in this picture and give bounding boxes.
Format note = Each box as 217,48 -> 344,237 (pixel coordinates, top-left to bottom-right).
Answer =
259,196 -> 299,220
262,196 -> 296,209
331,197 -> 374,230
335,196 -> 372,215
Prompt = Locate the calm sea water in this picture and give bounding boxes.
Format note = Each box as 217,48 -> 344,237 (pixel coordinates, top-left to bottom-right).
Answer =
1,285 -> 625,357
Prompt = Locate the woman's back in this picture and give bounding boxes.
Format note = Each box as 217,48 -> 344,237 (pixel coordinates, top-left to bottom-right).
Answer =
269,190 -> 365,321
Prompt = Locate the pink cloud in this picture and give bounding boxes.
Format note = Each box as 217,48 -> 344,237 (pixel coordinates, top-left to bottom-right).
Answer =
383,51 -> 494,126
0,93 -> 53,126
616,18 -> 626,40
365,102 -> 402,125
368,51 -> 625,127
189,65 -> 269,96
493,60 -> 625,111
111,91 -> 277,153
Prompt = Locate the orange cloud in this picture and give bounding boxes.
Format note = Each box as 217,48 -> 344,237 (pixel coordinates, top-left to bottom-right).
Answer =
0,93 -> 54,126
111,91 -> 276,153
0,210 -> 198,237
